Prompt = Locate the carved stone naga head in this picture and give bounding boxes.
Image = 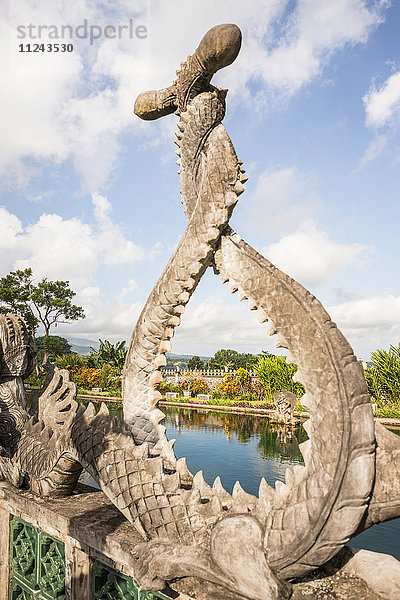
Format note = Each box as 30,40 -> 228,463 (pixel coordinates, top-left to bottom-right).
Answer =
134,23 -> 242,119
0,314 -> 36,380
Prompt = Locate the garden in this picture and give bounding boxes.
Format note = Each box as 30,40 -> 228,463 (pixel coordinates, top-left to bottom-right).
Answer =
24,337 -> 400,420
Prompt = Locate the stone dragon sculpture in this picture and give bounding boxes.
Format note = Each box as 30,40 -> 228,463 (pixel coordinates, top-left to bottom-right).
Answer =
0,24 -> 399,600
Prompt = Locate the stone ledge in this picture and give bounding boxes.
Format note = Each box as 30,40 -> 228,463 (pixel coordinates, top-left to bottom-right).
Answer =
0,481 -> 141,577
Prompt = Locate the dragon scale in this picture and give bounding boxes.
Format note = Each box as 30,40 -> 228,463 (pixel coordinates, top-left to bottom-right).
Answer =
0,23 -> 399,600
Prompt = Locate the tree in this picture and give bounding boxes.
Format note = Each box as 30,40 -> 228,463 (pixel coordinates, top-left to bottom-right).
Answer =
209,349 -> 259,370
187,356 -> 204,370
364,343 -> 400,406
88,340 -> 127,369
253,354 -> 304,403
0,268 -> 85,335
35,336 -> 71,362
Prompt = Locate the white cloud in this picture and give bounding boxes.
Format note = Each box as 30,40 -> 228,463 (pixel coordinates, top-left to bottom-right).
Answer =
0,208 -> 23,272
165,295 -> 279,356
326,293 -> 400,358
0,196 -> 144,289
329,293 -> 400,331
220,0 -> 386,103
1,0 -> 151,191
247,167 -> 320,236
364,69 -> 400,128
58,299 -> 143,342
91,193 -> 144,265
355,133 -> 387,170
0,0 -> 388,191
118,279 -> 138,302
262,219 -> 370,287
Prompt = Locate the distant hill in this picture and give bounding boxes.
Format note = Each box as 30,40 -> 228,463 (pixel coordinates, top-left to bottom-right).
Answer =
164,352 -> 211,369
64,341 -> 211,363
66,337 -> 99,355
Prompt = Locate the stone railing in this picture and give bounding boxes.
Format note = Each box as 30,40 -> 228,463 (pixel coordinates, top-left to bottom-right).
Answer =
161,369 -> 259,387
0,481 -> 191,600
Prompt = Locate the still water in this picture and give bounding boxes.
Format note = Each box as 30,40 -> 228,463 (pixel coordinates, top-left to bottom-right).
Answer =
163,405 -> 400,560
95,403 -> 400,560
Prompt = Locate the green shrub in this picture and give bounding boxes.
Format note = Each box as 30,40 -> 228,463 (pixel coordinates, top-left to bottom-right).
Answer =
88,339 -> 127,369
365,344 -> 400,407
55,352 -> 86,370
216,373 -> 240,399
253,355 -> 304,403
158,381 -> 183,395
376,404 -> 400,419
190,378 -> 209,396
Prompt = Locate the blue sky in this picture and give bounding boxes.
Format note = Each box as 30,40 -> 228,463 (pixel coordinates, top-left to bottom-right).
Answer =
1,0 -> 399,359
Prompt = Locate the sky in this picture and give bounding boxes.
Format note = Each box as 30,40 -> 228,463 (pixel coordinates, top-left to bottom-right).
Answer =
1,0 -> 399,360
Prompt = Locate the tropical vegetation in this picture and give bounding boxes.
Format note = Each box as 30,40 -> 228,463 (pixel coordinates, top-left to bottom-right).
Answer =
365,343 -> 400,417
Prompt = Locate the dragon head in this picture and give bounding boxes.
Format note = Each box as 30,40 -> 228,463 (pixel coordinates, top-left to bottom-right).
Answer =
0,313 -> 36,380
134,23 -> 241,120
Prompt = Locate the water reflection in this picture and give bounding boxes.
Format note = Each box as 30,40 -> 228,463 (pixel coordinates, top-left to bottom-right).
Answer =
79,403 -> 400,560
162,406 -> 306,495
163,406 -> 308,462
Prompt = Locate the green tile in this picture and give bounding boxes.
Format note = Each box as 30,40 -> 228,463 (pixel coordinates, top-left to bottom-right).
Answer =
9,577 -> 39,599
139,591 -> 174,600
92,561 -> 139,600
38,532 -> 65,600
10,518 -> 38,590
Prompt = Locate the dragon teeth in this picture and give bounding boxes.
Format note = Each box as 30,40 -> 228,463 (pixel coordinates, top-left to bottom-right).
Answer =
178,291 -> 190,304
238,288 -> 247,301
275,333 -> 288,349
257,309 -> 268,323
194,470 -> 212,500
232,481 -> 257,510
151,408 -> 165,425
210,496 -> 223,514
286,351 -> 296,364
167,315 -> 181,327
154,354 -> 167,367
292,370 -> 304,385
293,464 -> 306,483
248,298 -> 257,310
176,457 -> 193,484
302,420 -> 312,438
274,480 -> 286,494
212,476 -> 231,504
285,468 -> 295,487
84,402 -> 96,419
98,402 -> 109,416
149,371 -> 162,385
299,439 -> 311,463
226,191 -> 238,207
233,180 -> 245,195
258,477 -> 274,501
159,340 -> 171,353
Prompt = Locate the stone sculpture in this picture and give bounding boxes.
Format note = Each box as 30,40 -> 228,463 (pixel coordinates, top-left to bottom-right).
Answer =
1,24 -> 400,600
274,390 -> 297,421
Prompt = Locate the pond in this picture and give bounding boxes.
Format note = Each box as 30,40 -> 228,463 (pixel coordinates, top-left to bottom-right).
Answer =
87,403 -> 400,560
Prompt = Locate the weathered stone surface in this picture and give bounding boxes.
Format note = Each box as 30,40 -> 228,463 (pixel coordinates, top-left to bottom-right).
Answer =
0,504 -> 11,600
0,22 -> 399,600
292,574 -> 381,600
340,547 -> 400,600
